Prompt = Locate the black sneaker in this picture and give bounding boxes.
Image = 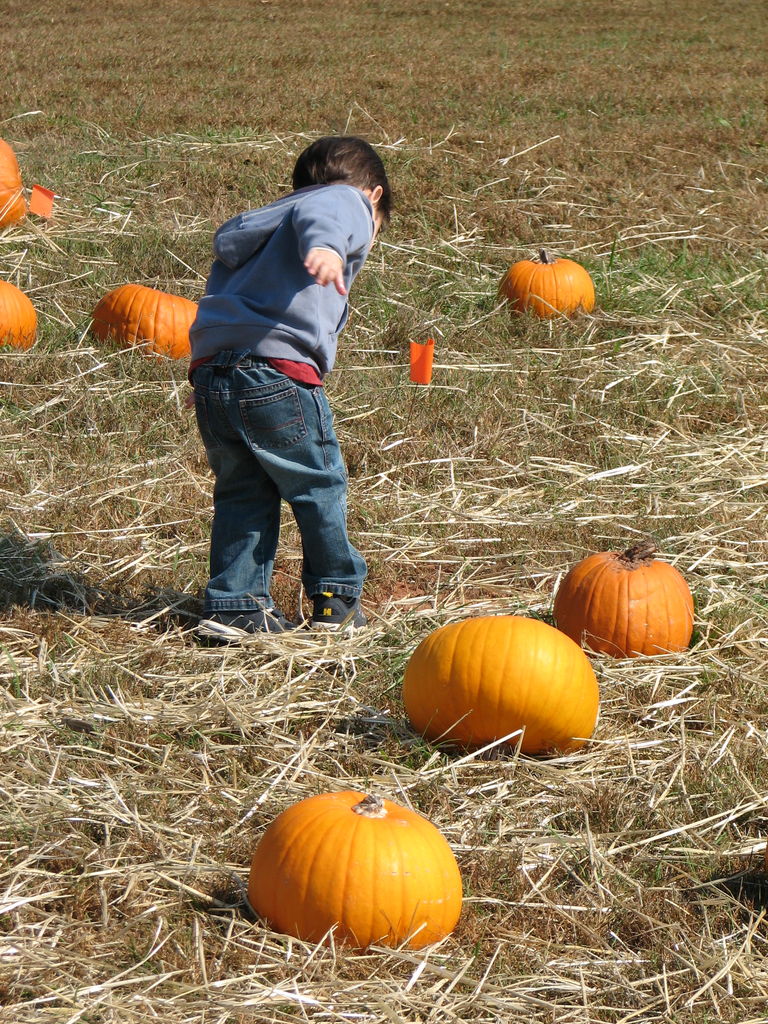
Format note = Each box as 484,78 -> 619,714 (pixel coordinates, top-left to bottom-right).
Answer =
311,592 -> 367,630
196,608 -> 295,642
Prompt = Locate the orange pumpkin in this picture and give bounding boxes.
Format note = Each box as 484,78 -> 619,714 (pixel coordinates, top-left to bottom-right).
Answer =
248,791 -> 462,949
0,280 -> 37,349
554,542 -> 694,658
498,249 -> 595,318
403,615 -> 599,754
91,284 -> 197,359
0,139 -> 26,228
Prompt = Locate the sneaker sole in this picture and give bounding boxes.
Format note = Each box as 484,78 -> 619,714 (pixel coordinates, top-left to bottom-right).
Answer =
196,619 -> 252,641
196,618 -> 291,640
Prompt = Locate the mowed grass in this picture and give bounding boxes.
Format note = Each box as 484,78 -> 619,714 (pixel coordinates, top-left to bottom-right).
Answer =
1,1 -> 767,1021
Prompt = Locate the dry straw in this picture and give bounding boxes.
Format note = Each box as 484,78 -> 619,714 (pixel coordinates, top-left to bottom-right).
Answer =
1,121 -> 767,1023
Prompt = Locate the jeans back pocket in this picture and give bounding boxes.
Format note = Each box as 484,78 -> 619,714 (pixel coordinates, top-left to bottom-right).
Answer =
240,386 -> 308,450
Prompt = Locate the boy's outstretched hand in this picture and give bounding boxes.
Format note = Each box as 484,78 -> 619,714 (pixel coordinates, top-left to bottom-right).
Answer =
304,247 -> 347,295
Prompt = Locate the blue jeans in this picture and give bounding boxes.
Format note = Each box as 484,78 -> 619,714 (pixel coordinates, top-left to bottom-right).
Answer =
191,351 -> 366,613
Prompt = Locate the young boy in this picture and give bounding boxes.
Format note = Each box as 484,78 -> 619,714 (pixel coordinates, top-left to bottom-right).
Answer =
189,136 -> 391,640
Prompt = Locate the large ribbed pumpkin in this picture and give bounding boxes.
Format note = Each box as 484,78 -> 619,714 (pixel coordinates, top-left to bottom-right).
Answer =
91,284 -> 197,358
403,615 -> 599,754
248,791 -> 462,949
0,280 -> 37,349
554,542 -> 694,658
0,140 -> 26,228
498,249 -> 595,319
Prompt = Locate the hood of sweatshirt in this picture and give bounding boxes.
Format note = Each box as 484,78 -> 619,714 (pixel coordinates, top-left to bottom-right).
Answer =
212,185 -> 373,270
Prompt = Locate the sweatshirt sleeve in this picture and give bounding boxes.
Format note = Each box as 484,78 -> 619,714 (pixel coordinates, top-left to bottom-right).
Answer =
292,186 -> 374,263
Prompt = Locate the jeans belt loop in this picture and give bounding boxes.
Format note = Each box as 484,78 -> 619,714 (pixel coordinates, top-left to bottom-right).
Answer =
213,349 -> 246,373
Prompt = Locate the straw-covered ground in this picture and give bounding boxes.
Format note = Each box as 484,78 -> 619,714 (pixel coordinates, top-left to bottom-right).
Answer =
1,1 -> 767,1021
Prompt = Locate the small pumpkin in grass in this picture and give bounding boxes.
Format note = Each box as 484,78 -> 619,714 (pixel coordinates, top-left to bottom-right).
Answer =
248,790 -> 462,949
403,615 -> 599,754
0,280 -> 37,349
91,284 -> 197,359
553,541 -> 694,658
0,139 -> 26,227
498,249 -> 595,318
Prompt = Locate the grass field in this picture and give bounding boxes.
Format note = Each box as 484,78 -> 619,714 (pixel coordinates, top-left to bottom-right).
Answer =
1,1 -> 767,1021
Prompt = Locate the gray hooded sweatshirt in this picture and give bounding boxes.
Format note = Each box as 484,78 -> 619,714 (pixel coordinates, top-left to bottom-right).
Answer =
189,184 -> 375,378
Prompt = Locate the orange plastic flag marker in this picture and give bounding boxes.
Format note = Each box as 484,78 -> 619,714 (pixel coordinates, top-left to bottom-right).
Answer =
29,185 -> 55,218
409,337 -> 435,385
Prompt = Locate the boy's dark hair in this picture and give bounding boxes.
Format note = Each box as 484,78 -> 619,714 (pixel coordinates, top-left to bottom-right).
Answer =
292,136 -> 392,226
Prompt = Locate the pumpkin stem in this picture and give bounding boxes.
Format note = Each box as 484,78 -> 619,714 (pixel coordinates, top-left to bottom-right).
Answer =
538,249 -> 554,264
352,794 -> 387,818
619,541 -> 657,567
